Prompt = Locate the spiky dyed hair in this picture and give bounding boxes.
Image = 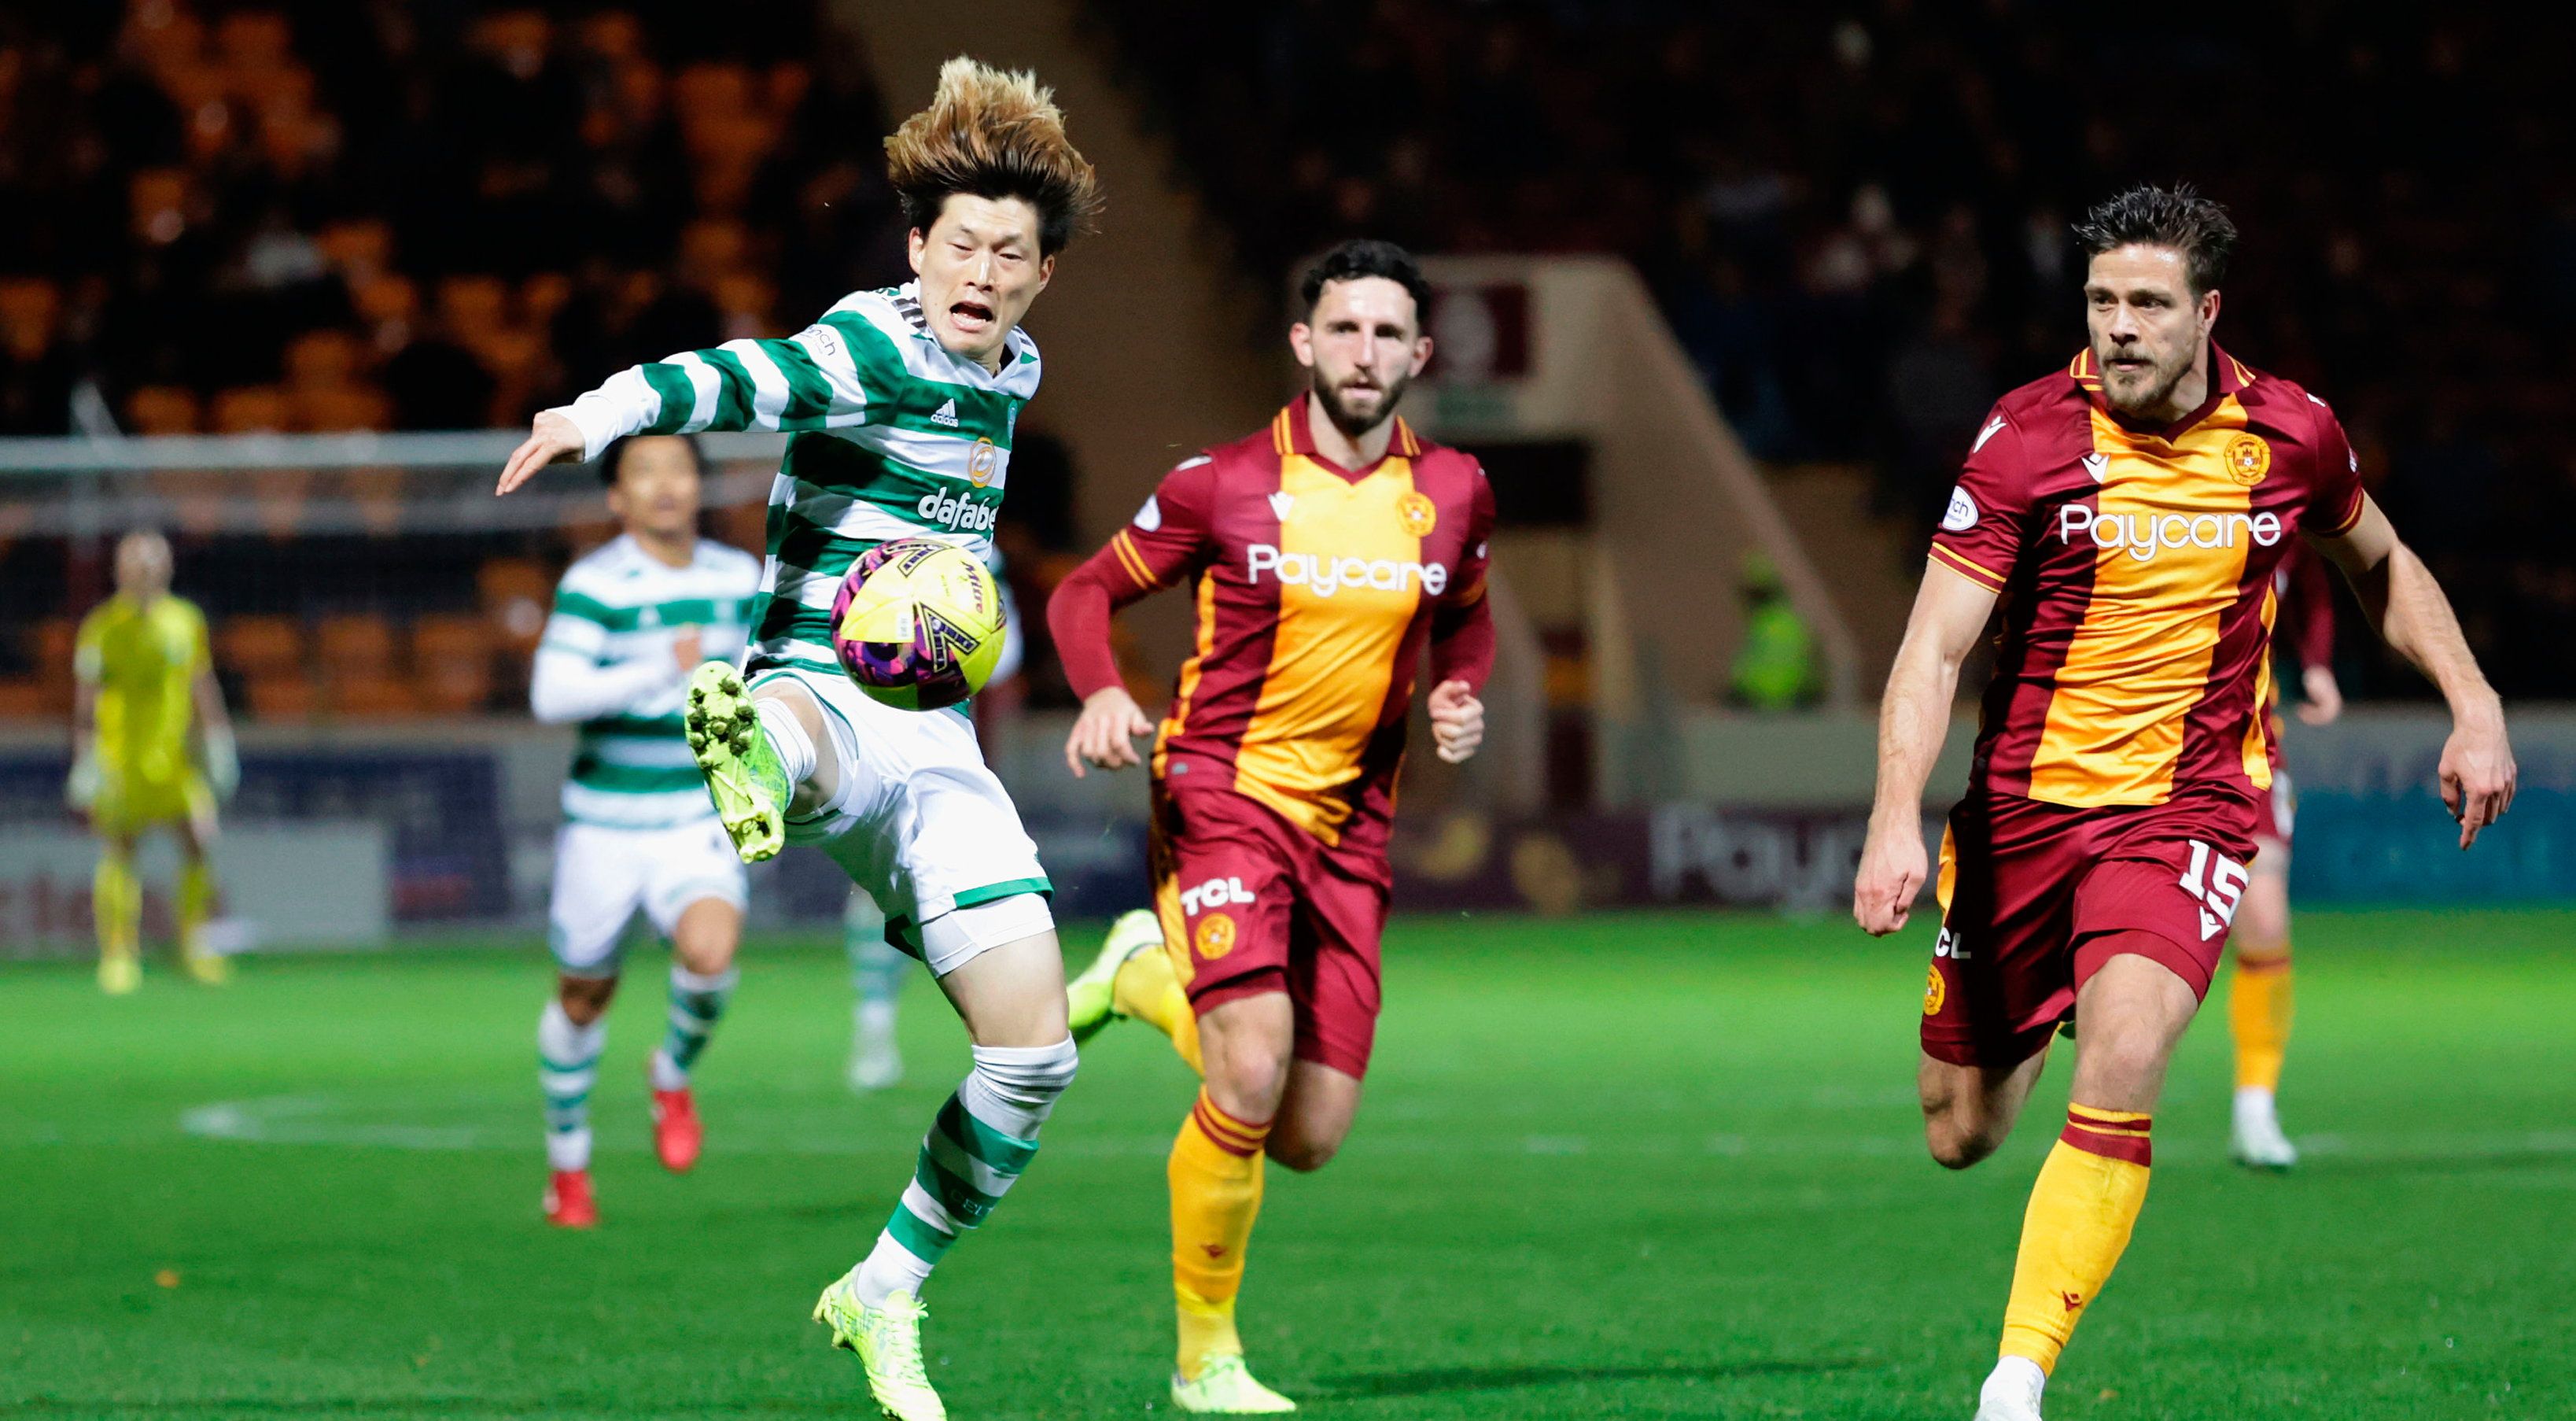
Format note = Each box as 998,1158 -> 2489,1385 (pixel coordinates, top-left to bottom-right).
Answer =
884,57 -> 1102,257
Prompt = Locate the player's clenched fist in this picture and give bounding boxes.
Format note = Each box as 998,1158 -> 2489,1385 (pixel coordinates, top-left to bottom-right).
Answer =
1428,679 -> 1483,763
1852,816 -> 1926,936
1065,685 -> 1155,777
497,410 -> 587,495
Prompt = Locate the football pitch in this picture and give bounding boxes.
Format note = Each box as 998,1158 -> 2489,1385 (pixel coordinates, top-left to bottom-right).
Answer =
5,908 -> 2567,1419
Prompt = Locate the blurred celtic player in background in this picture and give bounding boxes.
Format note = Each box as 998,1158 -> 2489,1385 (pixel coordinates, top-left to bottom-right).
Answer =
496,59 -> 1099,1421
846,550 -> 1023,1094
70,530 -> 236,995
528,434 -> 760,1228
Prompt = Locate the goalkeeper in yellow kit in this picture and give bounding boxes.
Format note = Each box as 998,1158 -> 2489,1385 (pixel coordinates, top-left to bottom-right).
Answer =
69,530 -> 238,993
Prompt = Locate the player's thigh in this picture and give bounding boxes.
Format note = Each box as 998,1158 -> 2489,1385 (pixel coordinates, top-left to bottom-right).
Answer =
1195,989 -> 1299,1124
1156,788 -> 1298,1016
639,819 -> 749,973
1286,862 -> 1388,1087
1922,800 -> 2084,1076
547,823 -> 650,978
2235,843 -> 2291,958
931,910 -> 1068,1047
2066,943 -> 2200,1112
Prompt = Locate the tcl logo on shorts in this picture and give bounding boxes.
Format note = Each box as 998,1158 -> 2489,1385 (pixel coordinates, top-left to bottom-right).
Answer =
1933,927 -> 1971,961
1246,544 -> 1448,597
1179,875 -> 1255,916
2057,505 -> 2283,563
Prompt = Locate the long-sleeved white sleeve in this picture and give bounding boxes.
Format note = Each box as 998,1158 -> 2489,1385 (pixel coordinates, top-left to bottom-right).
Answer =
540,303 -> 882,461
529,643 -> 682,724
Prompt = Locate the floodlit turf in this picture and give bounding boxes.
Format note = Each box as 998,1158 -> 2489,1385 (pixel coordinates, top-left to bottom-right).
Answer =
3,908 -> 2569,1419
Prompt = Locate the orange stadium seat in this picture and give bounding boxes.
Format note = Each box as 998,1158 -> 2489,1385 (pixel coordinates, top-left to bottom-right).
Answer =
412,614 -> 498,714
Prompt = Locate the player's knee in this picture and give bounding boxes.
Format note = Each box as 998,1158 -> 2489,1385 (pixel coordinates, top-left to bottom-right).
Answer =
557,975 -> 616,1024
1205,1042 -> 1292,1120
1924,1113 -> 2003,1170
1266,1131 -> 1340,1173
969,1035 -> 1079,1109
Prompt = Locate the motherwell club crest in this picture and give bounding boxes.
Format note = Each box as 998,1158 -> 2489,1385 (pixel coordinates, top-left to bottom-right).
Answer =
2224,434 -> 2271,486
1398,491 -> 1437,537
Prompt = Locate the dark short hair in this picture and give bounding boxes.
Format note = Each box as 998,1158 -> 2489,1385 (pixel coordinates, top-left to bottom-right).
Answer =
598,434 -> 706,485
1299,239 -> 1432,324
2073,183 -> 2239,295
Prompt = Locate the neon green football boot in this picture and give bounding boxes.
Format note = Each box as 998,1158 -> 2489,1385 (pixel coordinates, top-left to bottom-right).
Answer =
684,662 -> 787,864
813,1271 -> 945,1421
1067,908 -> 1165,1045
1172,1354 -> 1296,1414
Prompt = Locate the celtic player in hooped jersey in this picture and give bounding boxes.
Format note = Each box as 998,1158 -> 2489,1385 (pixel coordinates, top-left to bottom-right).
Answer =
527,434 -> 759,1229
497,60 -> 1098,1421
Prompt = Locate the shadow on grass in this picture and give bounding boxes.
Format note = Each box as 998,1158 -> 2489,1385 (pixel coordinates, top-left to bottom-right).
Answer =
1317,1356 -> 1875,1398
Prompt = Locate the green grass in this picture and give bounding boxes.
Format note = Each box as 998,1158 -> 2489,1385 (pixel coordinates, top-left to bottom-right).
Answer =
3,908 -> 2568,1419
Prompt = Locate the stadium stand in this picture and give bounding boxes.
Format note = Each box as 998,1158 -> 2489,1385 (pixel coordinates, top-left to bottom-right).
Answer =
2,3 -> 2571,709
1089,5 -> 2576,699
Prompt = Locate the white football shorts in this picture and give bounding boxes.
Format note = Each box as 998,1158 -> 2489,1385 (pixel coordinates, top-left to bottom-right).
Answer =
547,818 -> 748,976
752,664 -> 1052,969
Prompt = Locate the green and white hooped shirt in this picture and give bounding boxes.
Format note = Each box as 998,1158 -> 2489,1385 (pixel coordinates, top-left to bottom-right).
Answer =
532,535 -> 761,828
550,282 -> 1039,680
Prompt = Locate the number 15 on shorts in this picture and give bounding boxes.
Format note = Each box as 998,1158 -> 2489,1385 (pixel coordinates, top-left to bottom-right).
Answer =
2177,840 -> 2248,941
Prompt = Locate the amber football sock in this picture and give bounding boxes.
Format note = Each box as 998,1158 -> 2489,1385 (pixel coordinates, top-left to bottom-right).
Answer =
1170,1089 -> 1270,1380
95,851 -> 141,962
1115,939 -> 1203,1073
2230,957 -> 2294,1094
1999,1105 -> 2152,1374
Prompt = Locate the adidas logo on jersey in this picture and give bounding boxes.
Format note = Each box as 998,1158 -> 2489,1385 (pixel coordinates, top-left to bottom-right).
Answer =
931,398 -> 960,427
1245,543 -> 1449,597
916,488 -> 999,533
2056,505 -> 2283,563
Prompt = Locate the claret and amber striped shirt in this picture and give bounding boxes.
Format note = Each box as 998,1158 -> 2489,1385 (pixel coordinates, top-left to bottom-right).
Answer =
1930,345 -> 2365,809
1051,396 -> 1496,851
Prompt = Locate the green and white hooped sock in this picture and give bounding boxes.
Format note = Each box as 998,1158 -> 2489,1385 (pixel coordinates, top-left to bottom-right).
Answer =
539,999 -> 606,1172
853,1038 -> 1079,1306
652,964 -> 737,1090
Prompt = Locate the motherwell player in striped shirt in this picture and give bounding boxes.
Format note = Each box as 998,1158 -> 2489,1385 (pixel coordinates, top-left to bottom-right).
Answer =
1049,239 -> 1494,1413
1854,186 -> 2518,1421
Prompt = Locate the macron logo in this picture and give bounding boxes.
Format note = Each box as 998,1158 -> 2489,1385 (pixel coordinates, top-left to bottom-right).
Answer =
1268,491 -> 1295,521
1972,416 -> 2008,454
931,398 -> 960,427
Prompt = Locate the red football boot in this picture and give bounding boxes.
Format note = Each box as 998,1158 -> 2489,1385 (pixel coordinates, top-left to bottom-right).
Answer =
544,1168 -> 596,1228
651,1087 -> 702,1173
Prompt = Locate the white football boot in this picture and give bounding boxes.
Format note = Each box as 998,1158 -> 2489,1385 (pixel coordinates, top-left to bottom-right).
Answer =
2231,1087 -> 2298,1170
1973,1356 -> 2046,1420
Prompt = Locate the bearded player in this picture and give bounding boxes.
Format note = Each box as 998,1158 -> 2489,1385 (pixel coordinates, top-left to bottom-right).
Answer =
1852,185 -> 2515,1421
69,530 -> 237,993
496,60 -> 1098,1421
1048,239 -> 1494,1413
2228,543 -> 2340,1169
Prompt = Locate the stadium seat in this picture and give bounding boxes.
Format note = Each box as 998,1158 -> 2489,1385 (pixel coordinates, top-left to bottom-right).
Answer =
216,615 -> 303,677
0,678 -> 50,719
412,614 -> 498,714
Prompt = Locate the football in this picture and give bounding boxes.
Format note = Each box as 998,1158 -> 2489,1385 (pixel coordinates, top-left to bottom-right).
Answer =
828,537 -> 1008,710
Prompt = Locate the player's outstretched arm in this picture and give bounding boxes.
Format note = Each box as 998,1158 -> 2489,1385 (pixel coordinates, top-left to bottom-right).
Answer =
1854,562 -> 1999,936
2309,495 -> 2515,847
498,305 -> 885,494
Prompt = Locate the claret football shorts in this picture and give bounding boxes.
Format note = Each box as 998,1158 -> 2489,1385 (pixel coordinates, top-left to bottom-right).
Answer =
1149,771 -> 1389,1080
1921,784 -> 2261,1069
